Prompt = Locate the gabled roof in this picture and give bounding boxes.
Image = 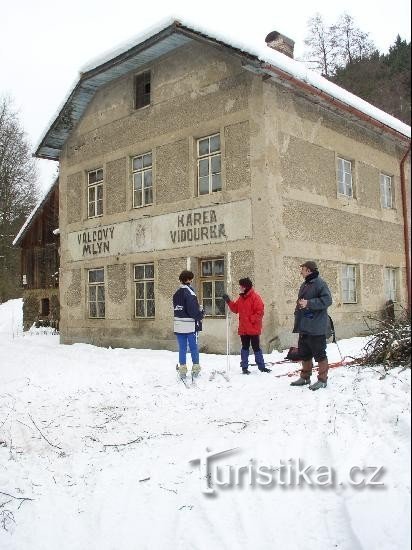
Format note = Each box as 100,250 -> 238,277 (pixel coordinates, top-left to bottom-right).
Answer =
13,178 -> 59,247
35,17 -> 411,161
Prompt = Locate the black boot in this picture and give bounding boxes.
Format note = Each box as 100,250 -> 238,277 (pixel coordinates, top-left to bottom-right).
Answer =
242,367 -> 251,375
258,366 -> 271,373
290,377 -> 311,386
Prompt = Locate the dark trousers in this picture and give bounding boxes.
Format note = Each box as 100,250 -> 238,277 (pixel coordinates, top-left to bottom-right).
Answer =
240,335 -> 265,368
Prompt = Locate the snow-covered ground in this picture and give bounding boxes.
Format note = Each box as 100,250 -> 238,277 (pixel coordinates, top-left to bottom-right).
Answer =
0,299 -> 410,550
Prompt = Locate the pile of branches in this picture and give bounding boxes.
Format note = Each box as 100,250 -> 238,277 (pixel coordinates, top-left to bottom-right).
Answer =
360,312 -> 411,373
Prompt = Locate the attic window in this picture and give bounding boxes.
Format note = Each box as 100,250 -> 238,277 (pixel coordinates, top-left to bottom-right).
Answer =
135,71 -> 151,109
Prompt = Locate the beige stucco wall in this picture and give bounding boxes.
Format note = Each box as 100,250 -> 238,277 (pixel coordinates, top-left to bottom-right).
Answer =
57,39 -> 410,354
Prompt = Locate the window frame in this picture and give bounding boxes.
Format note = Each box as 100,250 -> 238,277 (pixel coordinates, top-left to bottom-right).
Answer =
132,152 -> 153,208
87,168 -> 104,219
337,157 -> 354,198
134,263 -> 155,318
384,267 -> 397,302
199,257 -> 225,317
88,268 -> 105,319
134,71 -> 151,110
197,133 -> 222,196
341,264 -> 358,304
380,173 -> 394,209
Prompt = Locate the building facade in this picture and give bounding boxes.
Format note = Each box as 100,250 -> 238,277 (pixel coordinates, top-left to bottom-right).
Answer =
34,21 -> 411,353
13,181 -> 60,330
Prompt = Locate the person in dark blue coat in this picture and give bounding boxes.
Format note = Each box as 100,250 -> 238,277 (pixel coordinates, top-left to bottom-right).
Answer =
290,261 -> 332,391
173,270 -> 204,378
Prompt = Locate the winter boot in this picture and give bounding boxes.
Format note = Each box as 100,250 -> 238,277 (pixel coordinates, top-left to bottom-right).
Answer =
242,367 -> 251,375
178,364 -> 188,378
191,363 -> 201,378
309,379 -> 327,391
254,349 -> 271,372
290,377 -> 311,386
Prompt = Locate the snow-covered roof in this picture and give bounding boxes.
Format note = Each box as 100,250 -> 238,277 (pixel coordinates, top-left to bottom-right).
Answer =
35,17 -> 410,160
13,178 -> 59,247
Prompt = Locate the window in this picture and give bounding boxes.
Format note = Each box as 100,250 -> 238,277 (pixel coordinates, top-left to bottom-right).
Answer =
132,153 -> 153,207
380,173 -> 393,209
337,157 -> 353,197
134,263 -> 155,318
88,268 -> 105,318
200,258 -> 225,316
341,264 -> 357,303
135,71 -> 151,109
384,267 -> 397,301
88,169 -> 103,218
197,134 -> 222,195
40,298 -> 50,316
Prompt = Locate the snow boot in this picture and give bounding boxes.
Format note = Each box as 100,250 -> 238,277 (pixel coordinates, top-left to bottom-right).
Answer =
290,377 -> 311,386
258,366 -> 272,373
309,379 -> 327,391
242,367 -> 251,375
178,364 -> 188,378
191,364 -> 201,378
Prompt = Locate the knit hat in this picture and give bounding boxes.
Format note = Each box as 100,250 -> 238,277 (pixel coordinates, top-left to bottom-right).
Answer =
300,261 -> 318,272
239,277 -> 253,290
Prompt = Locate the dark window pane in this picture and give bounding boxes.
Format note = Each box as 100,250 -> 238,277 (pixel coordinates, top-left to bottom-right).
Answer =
202,261 -> 212,276
214,260 -> 224,276
97,285 -> 105,301
89,302 -> 97,317
133,156 -> 143,171
212,173 -> 221,192
97,302 -> 105,318
198,138 -> 209,156
199,176 -> 209,195
147,300 -> 155,317
210,134 -> 220,152
199,158 -> 209,177
135,72 -> 151,109
203,299 -> 213,315
96,169 -> 103,181
215,280 -> 225,295
88,203 -> 95,218
211,155 -> 221,174
95,269 -> 104,283
144,188 -> 153,205
97,185 -> 103,200
97,199 -> 103,216
215,298 -> 225,316
136,300 -> 144,317
145,264 -> 154,278
146,282 -> 154,299
89,186 -> 95,201
134,172 -> 142,191
136,283 -> 144,299
144,170 -> 152,187
203,281 -> 212,298
89,286 -> 97,300
88,171 -> 96,185
135,265 -> 145,280
143,153 -> 152,168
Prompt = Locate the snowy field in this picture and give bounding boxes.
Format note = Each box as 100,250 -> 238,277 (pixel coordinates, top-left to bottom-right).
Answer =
0,299 -> 410,550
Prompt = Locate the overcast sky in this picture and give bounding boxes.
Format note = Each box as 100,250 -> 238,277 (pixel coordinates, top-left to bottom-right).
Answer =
2,0 -> 411,193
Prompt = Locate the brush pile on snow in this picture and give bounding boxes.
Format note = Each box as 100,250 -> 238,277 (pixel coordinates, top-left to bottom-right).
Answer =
360,311 -> 411,373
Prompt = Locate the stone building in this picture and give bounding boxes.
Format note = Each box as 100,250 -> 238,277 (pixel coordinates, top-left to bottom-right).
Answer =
34,19 -> 410,352
13,180 -> 60,330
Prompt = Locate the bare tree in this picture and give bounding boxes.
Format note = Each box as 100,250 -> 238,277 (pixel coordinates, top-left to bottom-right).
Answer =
336,13 -> 375,65
304,14 -> 339,76
0,95 -> 39,302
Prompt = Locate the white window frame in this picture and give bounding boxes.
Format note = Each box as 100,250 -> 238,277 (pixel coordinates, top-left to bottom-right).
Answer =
199,257 -> 225,317
197,133 -> 222,196
134,263 -> 155,318
384,267 -> 397,302
88,268 -> 105,318
341,264 -> 357,303
380,173 -> 393,209
132,152 -> 153,208
87,169 -> 104,218
337,157 -> 353,198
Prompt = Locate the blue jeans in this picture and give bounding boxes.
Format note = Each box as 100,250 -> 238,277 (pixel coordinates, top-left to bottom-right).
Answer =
176,332 -> 199,365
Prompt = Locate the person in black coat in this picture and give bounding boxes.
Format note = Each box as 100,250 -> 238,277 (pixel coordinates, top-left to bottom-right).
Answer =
290,261 -> 332,391
173,270 -> 204,378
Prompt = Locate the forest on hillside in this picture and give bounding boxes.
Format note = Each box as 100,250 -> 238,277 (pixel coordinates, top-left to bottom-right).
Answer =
304,13 -> 411,125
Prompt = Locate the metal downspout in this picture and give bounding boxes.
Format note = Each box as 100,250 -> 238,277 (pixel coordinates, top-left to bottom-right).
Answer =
400,144 -> 411,313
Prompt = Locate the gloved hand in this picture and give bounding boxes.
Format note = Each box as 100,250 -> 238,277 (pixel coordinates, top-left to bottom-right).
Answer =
222,293 -> 231,303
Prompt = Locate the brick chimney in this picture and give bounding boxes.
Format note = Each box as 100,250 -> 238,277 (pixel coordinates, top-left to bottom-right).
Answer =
265,31 -> 295,58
